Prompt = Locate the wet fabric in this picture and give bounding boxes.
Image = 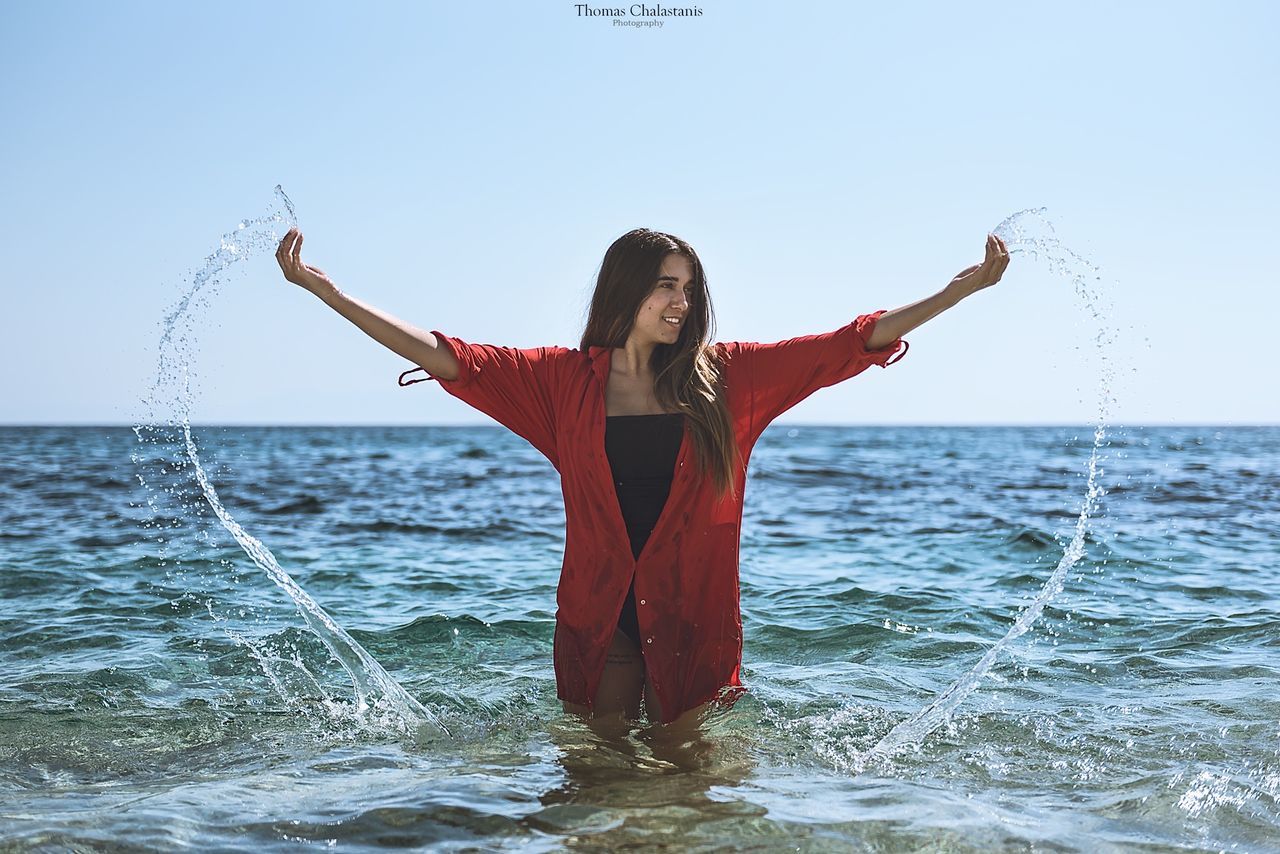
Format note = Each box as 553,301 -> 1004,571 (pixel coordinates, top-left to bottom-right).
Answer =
398,310 -> 908,724
604,413 -> 686,645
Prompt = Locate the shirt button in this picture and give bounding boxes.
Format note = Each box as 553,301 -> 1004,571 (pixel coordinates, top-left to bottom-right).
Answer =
639,599 -> 646,605
646,637 -> 653,644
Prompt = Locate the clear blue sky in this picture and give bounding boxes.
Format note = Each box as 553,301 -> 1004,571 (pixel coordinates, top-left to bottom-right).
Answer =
2,0 -> 1275,426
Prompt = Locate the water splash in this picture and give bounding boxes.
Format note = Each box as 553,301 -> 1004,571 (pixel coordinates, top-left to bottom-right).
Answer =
131,186 -> 448,738
855,208 -> 1118,770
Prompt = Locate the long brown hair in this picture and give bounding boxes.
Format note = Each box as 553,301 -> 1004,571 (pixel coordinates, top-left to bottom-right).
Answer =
580,228 -> 740,498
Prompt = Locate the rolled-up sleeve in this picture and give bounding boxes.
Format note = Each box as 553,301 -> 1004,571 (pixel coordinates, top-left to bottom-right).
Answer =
721,310 -> 908,435
399,330 -> 566,469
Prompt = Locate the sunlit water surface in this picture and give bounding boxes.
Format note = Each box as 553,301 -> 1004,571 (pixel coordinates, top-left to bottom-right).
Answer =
4,424 -> 1276,851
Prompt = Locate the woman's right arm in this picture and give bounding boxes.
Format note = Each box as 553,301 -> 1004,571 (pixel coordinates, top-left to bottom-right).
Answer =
275,227 -> 460,381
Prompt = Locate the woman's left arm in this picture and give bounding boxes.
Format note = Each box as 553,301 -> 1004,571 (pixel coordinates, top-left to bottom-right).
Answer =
865,233 -> 1010,350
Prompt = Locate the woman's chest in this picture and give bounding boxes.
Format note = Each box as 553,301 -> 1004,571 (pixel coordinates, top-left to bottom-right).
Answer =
603,372 -> 677,417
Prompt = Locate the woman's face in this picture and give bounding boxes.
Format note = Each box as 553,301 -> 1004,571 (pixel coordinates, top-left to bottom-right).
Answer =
630,253 -> 695,346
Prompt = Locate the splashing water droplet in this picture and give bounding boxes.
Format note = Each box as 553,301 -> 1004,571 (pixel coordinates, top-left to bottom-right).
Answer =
131,186 -> 449,739
855,208 -> 1120,772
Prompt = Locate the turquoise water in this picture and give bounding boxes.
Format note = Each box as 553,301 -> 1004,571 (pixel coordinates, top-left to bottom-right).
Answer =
2,423 -> 1278,851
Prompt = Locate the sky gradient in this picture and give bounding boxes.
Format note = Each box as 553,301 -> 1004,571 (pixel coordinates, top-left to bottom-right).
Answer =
2,0 -> 1275,425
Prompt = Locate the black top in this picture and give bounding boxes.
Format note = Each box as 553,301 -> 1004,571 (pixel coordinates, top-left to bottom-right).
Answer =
605,412 -> 684,645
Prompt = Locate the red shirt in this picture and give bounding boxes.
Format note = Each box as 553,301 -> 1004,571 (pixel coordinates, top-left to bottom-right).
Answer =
399,311 -> 908,723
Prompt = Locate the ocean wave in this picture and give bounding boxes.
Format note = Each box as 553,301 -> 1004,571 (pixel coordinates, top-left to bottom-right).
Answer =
379,613 -> 553,644
333,519 -> 560,542
262,495 -> 326,515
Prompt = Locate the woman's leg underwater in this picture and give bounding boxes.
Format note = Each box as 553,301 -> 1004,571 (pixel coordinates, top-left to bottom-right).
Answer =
643,675 -> 711,732
561,628 -> 645,735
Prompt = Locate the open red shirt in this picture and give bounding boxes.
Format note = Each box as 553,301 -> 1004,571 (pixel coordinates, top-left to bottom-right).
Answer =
399,311 -> 908,724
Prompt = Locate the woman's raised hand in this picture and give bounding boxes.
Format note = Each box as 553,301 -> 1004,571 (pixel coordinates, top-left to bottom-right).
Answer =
276,227 -> 337,296
947,233 -> 1010,299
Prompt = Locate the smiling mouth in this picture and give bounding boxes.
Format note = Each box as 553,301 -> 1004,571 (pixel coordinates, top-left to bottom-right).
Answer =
663,316 -> 682,326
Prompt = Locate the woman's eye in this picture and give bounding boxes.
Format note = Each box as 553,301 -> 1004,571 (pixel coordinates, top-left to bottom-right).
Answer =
657,282 -> 695,297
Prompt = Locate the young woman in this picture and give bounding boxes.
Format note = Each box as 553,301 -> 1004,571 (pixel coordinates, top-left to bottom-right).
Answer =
275,226 -> 1009,733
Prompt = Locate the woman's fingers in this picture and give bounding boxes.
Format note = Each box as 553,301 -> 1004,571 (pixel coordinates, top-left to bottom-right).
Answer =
274,227 -> 309,285
276,228 -> 296,264
275,232 -> 292,275
275,228 -> 306,282
982,234 -> 1012,284
995,235 -> 1009,277
984,235 -> 1000,278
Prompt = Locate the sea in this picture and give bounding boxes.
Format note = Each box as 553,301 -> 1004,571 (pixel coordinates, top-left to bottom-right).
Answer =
1,422 -> 1277,852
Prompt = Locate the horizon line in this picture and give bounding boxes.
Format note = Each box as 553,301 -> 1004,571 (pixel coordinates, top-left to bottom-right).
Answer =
2,422 -> 1277,429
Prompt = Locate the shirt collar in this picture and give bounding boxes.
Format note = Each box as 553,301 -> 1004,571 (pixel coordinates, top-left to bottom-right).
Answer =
588,345 -> 612,385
